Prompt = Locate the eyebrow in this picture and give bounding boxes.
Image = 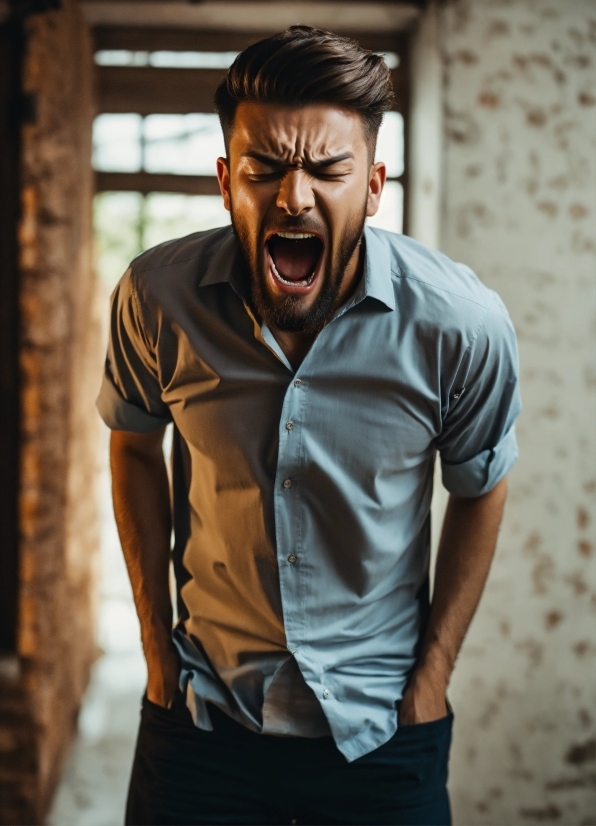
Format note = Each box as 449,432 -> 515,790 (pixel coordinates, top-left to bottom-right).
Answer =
245,151 -> 354,169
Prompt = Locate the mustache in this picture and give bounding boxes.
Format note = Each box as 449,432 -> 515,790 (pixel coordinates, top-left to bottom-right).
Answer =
262,217 -> 326,239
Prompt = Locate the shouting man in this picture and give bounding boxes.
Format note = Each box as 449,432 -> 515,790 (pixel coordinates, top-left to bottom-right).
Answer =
98,26 -> 521,826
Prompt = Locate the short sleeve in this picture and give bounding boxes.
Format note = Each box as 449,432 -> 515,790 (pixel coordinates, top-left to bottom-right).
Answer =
437,292 -> 521,497
96,268 -> 172,432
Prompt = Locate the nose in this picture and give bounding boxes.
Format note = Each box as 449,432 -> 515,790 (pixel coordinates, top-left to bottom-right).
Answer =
276,169 -> 315,216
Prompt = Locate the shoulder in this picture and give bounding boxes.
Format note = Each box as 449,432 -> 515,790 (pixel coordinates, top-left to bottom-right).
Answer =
117,225 -> 236,340
129,225 -> 235,285
375,228 -> 492,310
369,228 -> 511,347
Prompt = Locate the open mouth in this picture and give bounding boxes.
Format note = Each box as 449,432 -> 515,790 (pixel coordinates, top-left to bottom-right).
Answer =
266,232 -> 324,293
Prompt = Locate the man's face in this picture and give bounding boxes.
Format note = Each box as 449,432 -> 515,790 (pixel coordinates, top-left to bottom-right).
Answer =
217,103 -> 385,333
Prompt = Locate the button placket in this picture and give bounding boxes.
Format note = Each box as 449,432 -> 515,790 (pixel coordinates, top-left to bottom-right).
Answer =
273,375 -> 307,652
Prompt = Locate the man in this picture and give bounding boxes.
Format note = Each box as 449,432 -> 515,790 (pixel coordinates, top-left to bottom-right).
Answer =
97,26 -> 521,826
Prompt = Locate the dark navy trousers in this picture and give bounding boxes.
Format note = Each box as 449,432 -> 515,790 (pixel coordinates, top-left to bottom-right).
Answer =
125,692 -> 453,826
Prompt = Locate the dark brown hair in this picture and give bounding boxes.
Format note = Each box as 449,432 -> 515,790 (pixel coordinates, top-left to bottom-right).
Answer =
214,25 -> 395,152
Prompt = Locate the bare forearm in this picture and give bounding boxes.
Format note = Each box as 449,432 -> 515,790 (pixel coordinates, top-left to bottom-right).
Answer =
110,429 -> 174,668
419,477 -> 507,681
400,477 -> 507,723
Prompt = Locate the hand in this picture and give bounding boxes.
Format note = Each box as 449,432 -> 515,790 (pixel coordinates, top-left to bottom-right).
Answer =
146,644 -> 181,709
399,668 -> 448,725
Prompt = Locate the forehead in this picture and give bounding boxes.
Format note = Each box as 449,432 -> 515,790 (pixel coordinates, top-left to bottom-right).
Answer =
230,102 -> 368,157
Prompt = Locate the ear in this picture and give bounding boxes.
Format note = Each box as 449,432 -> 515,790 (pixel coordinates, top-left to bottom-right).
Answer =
216,157 -> 231,212
366,162 -> 386,218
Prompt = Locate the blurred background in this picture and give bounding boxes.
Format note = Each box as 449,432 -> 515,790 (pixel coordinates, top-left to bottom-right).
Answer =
0,1 -> 594,824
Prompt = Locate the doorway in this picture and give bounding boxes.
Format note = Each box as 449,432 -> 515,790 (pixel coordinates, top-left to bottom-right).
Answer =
48,28 -> 410,823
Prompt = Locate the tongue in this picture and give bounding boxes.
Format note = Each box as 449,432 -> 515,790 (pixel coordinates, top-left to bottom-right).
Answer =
269,236 -> 321,282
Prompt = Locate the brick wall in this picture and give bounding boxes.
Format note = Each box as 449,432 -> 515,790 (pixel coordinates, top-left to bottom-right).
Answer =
0,1 -> 100,822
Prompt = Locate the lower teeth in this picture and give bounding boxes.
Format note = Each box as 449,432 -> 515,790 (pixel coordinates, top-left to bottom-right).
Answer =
271,260 -> 315,287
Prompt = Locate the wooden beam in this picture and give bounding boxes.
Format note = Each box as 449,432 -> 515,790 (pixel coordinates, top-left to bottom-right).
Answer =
82,2 -> 422,34
93,26 -> 409,57
95,171 -> 223,195
96,64 -> 407,114
94,27 -> 277,53
97,65 -> 225,113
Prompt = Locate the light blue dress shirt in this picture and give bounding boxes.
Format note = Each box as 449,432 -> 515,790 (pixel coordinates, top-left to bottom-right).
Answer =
97,225 -> 521,762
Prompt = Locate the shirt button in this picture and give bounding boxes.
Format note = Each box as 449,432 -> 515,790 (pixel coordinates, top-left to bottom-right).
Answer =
283,478 -> 293,489
286,421 -> 294,430
323,689 -> 330,699
287,554 -> 297,564
293,379 -> 302,387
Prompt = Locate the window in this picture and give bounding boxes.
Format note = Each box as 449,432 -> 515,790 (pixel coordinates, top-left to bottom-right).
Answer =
92,43 -> 407,286
93,113 -> 225,176
370,111 -> 404,233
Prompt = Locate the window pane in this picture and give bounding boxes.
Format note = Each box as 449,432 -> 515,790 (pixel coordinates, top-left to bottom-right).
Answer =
95,50 -> 150,66
95,50 -> 239,69
149,51 -> 239,69
375,52 -> 399,69
93,114 -> 142,172
143,114 -> 224,176
94,192 -> 144,288
143,193 -> 230,249
366,180 -> 403,234
375,111 -> 404,179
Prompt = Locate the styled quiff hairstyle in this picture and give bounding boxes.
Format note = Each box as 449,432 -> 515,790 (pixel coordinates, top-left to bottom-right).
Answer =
214,25 -> 395,154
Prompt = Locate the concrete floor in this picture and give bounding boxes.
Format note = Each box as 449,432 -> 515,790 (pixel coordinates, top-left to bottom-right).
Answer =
47,436 -> 146,826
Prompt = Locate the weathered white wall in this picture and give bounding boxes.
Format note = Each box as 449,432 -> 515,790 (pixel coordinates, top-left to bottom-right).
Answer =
411,1 -> 596,823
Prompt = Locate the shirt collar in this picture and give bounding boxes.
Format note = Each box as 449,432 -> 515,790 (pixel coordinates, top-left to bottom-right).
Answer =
199,226 -> 243,288
198,224 -> 395,312
357,226 -> 396,312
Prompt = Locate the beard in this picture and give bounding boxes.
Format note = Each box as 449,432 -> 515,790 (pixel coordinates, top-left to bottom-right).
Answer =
231,203 -> 367,334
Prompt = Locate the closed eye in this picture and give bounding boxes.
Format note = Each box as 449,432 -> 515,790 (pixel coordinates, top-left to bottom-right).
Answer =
307,153 -> 354,179
243,156 -> 285,180
249,170 -> 285,181
307,164 -> 352,180
247,167 -> 349,183
243,152 -> 354,181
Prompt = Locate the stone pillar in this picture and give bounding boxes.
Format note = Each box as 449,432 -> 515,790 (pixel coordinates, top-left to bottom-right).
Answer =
0,1 -> 100,822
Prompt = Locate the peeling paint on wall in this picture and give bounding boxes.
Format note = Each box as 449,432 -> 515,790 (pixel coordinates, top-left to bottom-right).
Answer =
436,1 -> 596,824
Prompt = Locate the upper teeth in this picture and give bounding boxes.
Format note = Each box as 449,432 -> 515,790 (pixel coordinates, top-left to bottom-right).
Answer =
275,232 -> 316,239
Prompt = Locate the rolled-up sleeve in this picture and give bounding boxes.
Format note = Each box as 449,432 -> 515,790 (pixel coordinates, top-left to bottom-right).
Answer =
437,292 -> 521,497
96,268 -> 172,432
